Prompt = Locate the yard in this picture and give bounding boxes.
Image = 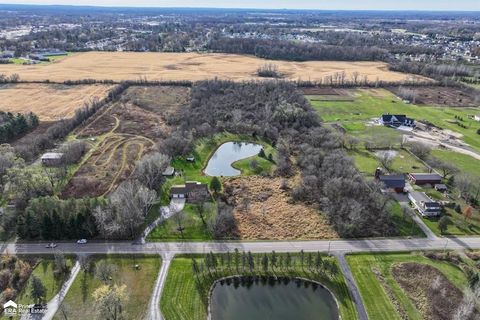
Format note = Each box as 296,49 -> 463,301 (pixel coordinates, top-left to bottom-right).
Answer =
54,255 -> 160,320
161,254 -> 357,320
347,252 -> 471,320
431,149 -> 480,178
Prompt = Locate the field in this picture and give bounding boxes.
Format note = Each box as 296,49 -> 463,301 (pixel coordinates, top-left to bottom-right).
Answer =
388,86 -> 480,107
223,176 -> 338,240
346,252 -> 471,320
54,255 -> 160,320
62,86 -> 189,197
0,83 -> 112,121
0,51 -> 422,83
161,254 -> 357,320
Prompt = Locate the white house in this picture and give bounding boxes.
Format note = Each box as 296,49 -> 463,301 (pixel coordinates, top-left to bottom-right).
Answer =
408,191 -> 441,217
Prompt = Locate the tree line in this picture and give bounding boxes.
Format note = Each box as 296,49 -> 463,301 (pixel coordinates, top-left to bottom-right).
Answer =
0,111 -> 38,143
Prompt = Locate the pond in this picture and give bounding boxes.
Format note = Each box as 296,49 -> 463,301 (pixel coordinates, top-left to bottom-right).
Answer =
210,277 -> 339,320
204,141 -> 263,177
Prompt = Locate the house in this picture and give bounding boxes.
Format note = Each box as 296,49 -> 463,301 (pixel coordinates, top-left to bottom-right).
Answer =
41,152 -> 64,166
170,181 -> 210,203
162,166 -> 175,177
408,173 -> 442,186
374,168 -> 405,193
408,191 -> 441,217
379,114 -> 415,128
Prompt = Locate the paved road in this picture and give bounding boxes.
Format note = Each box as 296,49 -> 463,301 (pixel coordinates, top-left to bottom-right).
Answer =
2,237 -> 477,256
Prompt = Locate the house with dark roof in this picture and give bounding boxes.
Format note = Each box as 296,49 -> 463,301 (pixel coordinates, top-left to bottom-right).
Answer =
170,181 -> 210,203
408,173 -> 442,186
374,168 -> 405,193
408,191 -> 441,217
379,114 -> 415,128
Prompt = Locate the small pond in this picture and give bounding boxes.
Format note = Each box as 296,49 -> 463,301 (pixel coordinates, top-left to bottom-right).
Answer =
204,141 -> 262,177
210,278 -> 339,320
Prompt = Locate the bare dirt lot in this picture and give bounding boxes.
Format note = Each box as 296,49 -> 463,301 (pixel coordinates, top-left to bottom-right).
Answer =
62,86 -> 190,198
391,262 -> 474,320
0,51 -> 421,83
223,176 -> 338,240
389,86 -> 480,107
0,83 -> 112,121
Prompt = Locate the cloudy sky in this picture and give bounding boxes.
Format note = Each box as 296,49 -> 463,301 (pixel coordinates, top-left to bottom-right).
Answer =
1,0 -> 480,11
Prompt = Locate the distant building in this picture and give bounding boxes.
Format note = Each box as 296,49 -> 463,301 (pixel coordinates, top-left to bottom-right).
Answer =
41,152 -> 64,166
374,168 -> 405,193
379,114 -> 415,128
408,173 -> 442,186
170,181 -> 210,203
474,115 -> 480,122
408,191 -> 441,217
434,184 -> 448,192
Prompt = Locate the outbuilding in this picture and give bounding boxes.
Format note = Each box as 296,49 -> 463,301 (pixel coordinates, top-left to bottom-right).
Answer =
408,173 -> 442,186
41,152 -> 64,166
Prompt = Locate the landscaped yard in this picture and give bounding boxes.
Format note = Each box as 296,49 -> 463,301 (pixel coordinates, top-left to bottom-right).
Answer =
54,255 -> 160,320
161,254 -> 357,320
347,252 -> 470,320
431,149 -> 480,178
147,203 -> 215,241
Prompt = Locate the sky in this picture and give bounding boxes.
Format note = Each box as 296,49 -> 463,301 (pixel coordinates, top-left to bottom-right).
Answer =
1,0 -> 480,11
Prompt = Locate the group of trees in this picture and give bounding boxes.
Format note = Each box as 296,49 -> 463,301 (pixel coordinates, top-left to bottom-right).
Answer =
0,111 -> 38,143
208,37 -> 390,62
0,255 -> 34,306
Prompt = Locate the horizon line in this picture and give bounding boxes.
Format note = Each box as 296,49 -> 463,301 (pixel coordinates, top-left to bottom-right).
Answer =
0,3 -> 480,12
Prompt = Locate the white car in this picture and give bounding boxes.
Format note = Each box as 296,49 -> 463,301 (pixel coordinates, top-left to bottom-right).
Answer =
77,239 -> 88,244
45,243 -> 57,248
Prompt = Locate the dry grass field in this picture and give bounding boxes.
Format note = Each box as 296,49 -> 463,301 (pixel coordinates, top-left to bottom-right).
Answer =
62,86 -> 190,198
0,51 -> 421,83
223,176 -> 338,240
0,83 -> 112,121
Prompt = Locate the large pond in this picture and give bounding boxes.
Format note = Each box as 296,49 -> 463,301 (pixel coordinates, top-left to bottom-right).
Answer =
210,277 -> 339,320
204,141 -> 262,177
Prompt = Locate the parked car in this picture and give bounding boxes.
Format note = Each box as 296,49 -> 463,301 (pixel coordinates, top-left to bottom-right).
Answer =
45,243 -> 57,248
77,239 -> 88,244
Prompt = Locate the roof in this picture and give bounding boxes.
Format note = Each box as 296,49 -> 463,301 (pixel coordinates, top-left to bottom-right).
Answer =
408,191 -> 439,206
162,166 -> 175,175
434,184 -> 447,190
409,173 -> 442,181
41,152 -> 64,160
379,175 -> 405,189
170,181 -> 208,195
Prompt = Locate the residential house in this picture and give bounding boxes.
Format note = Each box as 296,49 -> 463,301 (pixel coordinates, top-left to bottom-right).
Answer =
408,173 -> 442,186
41,152 -> 64,166
379,114 -> 415,128
170,181 -> 210,203
374,168 -> 405,193
408,191 -> 441,217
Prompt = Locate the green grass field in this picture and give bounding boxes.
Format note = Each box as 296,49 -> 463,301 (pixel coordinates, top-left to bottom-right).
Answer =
147,203 -> 215,241
308,89 -> 480,152
346,252 -> 469,320
54,255 -> 160,320
432,149 -> 480,178
161,254 -> 357,320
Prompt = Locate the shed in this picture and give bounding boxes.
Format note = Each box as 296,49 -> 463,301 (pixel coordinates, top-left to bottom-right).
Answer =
408,173 -> 442,186
41,152 -> 64,166
162,166 -> 175,177
434,184 -> 448,192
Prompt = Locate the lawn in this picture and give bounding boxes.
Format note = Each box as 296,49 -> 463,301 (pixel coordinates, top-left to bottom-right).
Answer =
309,89 -> 480,152
431,149 -> 480,179
54,255 -> 160,320
161,254 -> 357,320
147,203 -> 215,241
346,252 -> 469,320
15,257 -> 74,306
389,202 -> 425,238
348,148 -> 427,177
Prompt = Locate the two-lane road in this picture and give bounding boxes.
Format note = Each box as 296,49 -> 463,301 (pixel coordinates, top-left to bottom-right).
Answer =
3,236 -> 478,256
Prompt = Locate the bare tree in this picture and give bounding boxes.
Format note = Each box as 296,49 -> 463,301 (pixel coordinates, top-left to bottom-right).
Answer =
134,152 -> 170,190
427,157 -> 459,178
408,141 -> 431,160
172,211 -> 186,238
378,151 -> 395,171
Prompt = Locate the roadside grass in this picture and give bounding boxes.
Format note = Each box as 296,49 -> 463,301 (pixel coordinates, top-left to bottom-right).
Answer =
16,257 -> 75,306
54,255 -> 160,320
389,202 -> 425,237
431,149 -> 480,178
346,252 -> 469,320
147,203 -> 215,241
309,89 -> 480,152
161,254 -> 358,320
